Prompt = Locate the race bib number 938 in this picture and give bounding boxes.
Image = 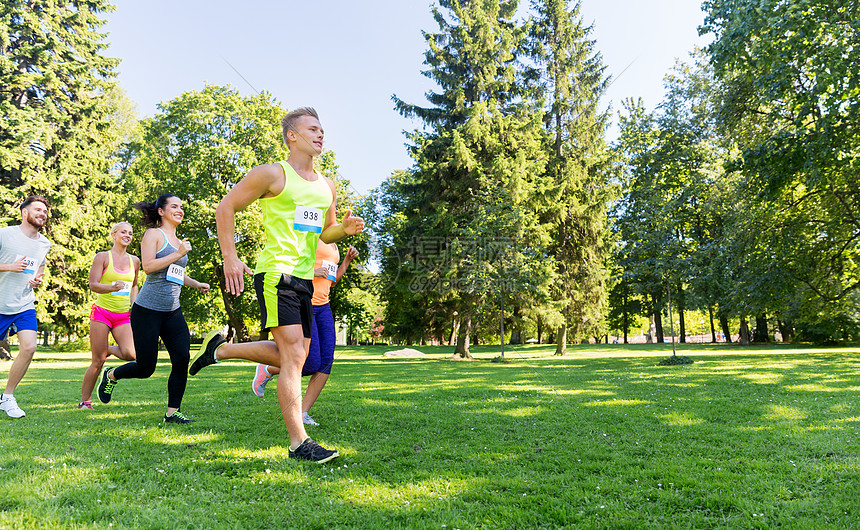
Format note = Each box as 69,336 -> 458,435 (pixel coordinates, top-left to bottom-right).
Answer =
294,206 -> 323,233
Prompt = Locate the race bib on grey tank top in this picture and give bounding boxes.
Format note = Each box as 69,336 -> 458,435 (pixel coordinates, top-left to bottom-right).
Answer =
135,237 -> 188,312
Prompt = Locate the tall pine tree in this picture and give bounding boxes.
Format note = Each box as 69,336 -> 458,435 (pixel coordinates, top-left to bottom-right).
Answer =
1,1 -> 125,335
392,0 -> 548,357
528,0 -> 613,352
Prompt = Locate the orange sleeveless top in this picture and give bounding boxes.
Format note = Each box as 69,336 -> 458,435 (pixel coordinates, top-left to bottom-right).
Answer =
311,243 -> 340,306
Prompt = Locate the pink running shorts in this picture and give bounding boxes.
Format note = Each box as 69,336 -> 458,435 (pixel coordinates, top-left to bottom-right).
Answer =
90,304 -> 131,329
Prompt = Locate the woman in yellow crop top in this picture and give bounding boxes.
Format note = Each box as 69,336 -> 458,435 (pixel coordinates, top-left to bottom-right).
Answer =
78,222 -> 140,409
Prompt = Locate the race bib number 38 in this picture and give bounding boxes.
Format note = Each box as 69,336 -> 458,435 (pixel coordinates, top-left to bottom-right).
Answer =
166,263 -> 185,285
294,206 -> 323,233
15,254 -> 37,275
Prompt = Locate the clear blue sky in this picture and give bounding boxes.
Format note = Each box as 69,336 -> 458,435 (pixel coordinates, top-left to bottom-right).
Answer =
103,1 -> 711,195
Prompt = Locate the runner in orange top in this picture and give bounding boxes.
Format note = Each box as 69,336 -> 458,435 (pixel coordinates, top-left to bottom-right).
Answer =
252,243 -> 358,426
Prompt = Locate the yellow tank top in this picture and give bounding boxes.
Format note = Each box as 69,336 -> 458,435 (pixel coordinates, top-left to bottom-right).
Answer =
254,161 -> 333,280
95,251 -> 135,314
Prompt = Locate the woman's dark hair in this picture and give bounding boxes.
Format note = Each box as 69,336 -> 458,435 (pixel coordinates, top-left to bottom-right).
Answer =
134,194 -> 178,227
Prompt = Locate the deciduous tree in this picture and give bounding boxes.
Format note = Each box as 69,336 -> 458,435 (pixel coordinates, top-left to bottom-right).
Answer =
122,85 -> 288,339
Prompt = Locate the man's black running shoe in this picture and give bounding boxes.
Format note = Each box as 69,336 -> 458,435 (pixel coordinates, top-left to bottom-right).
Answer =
289,438 -> 339,464
189,330 -> 226,376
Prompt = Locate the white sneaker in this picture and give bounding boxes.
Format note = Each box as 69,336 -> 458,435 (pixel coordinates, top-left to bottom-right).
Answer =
0,395 -> 26,418
302,412 -> 319,426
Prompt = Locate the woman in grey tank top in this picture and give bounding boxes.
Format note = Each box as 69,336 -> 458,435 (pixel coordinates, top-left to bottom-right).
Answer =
95,194 -> 210,424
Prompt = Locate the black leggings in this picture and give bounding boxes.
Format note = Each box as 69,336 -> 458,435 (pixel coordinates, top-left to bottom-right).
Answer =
113,304 -> 190,409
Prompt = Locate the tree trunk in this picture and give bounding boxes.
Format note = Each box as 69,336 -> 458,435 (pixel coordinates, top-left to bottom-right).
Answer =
454,314 -> 473,358
709,307 -> 717,343
654,309 -> 664,343
778,319 -> 792,343
677,281 -> 686,343
554,323 -> 567,355
215,262 -> 249,342
622,288 -> 629,344
739,317 -> 751,346
449,317 -> 460,346
509,306 -> 521,344
536,315 -> 543,344
753,313 -> 768,343
719,312 -> 731,342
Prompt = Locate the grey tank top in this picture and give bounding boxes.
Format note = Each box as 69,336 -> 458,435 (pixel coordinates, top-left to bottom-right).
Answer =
134,228 -> 188,312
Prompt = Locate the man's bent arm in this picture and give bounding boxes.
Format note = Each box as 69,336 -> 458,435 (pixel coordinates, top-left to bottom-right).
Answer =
321,209 -> 365,244
216,164 -> 281,294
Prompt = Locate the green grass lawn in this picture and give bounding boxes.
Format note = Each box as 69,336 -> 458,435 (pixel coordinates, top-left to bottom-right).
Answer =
1,343 -> 858,529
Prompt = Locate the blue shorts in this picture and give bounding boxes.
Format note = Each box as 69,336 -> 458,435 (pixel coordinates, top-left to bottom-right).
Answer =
0,309 -> 38,341
303,304 -> 335,376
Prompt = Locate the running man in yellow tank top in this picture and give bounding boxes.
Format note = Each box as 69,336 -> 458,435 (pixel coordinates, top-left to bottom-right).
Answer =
190,107 -> 364,463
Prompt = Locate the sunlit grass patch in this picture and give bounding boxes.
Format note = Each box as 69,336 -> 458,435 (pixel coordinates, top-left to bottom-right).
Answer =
784,383 -> 849,392
335,476 -> 468,508
762,405 -> 809,422
553,388 -> 617,396
658,411 -> 704,426
739,372 -> 785,384
498,406 -> 546,417
1,344 -> 858,528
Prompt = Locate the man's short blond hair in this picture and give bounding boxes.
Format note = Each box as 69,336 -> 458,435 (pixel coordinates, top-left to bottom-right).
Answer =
281,107 -> 319,144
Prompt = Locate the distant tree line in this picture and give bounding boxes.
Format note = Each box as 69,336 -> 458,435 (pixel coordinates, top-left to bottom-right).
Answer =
370,0 -> 859,349
611,0 -> 860,345
3,0 -> 856,347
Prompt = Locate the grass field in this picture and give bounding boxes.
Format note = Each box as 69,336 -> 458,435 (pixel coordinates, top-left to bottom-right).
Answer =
1,342 -> 858,529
